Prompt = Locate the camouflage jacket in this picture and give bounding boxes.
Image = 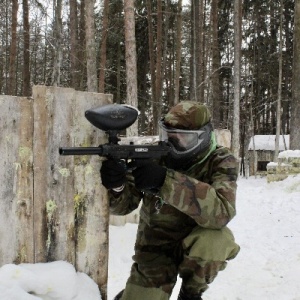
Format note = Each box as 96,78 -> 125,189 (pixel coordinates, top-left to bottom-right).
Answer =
108,146 -> 238,243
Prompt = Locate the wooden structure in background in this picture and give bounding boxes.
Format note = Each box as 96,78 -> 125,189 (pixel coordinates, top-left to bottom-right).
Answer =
248,135 -> 289,176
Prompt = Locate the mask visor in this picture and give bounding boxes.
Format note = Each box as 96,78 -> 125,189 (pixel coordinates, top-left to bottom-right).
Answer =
159,122 -> 204,152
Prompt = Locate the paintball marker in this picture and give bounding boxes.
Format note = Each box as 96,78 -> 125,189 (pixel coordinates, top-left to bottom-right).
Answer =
59,104 -> 171,161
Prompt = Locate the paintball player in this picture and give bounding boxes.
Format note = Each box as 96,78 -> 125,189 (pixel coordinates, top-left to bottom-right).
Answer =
100,101 -> 240,300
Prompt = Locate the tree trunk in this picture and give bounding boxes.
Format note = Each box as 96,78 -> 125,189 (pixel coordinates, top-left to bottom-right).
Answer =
282,0 -> 293,134
85,0 -> 98,92
116,41 -> 121,103
275,0 -> 283,161
69,0 -> 79,89
190,0 -> 195,101
98,0 -> 109,93
0,47 -> 3,93
162,0 -> 170,107
51,0 -> 62,87
8,0 -> 18,95
232,0 -> 242,160
42,14 -> 48,85
23,0 -> 31,96
196,0 -> 205,103
146,0 -> 156,110
124,0 -> 138,135
211,0 -> 222,127
174,0 -> 182,105
291,0 -> 300,149
152,0 -> 163,134
78,0 -> 86,90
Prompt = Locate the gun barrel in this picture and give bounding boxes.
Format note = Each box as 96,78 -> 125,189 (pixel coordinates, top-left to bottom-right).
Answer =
59,147 -> 103,156
59,142 -> 171,159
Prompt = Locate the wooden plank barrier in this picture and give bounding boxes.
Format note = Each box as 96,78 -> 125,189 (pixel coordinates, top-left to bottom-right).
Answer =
0,96 -> 34,264
0,86 -> 113,300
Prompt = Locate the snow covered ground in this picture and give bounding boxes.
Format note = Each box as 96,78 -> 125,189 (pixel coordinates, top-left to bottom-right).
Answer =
0,174 -> 299,300
108,174 -> 300,300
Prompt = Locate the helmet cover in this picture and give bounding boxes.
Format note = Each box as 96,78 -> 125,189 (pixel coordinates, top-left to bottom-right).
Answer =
164,101 -> 211,130
160,101 -> 213,168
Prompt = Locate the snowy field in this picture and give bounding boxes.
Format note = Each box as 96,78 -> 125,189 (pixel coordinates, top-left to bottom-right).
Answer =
108,174 -> 300,300
0,174 -> 299,300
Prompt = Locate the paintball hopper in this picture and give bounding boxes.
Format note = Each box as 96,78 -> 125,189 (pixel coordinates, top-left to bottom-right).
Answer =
85,104 -> 139,132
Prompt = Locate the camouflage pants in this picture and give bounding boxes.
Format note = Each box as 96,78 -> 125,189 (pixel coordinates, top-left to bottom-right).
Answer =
120,226 -> 240,300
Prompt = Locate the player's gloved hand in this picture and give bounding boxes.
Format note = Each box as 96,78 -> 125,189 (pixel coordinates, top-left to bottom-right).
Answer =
100,159 -> 126,190
132,160 -> 167,191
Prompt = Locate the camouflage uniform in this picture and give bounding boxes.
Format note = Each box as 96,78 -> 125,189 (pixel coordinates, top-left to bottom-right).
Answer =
108,102 -> 240,300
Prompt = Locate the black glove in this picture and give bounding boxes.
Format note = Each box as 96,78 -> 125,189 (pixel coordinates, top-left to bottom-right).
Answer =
132,160 -> 167,191
100,159 -> 126,189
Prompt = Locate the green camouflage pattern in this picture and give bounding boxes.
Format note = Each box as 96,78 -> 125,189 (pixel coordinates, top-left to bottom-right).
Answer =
160,148 -> 237,229
164,101 -> 211,130
121,283 -> 169,300
108,145 -> 239,298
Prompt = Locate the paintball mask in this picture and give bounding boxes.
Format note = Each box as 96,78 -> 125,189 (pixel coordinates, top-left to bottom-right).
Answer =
159,101 -> 213,163
159,121 -> 213,160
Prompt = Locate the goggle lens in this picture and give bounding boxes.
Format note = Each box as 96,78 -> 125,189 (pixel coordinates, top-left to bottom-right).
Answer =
159,122 -> 206,152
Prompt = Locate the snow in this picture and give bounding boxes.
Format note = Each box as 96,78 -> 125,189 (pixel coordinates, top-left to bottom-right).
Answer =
248,135 -> 289,151
1,174 -> 300,300
279,150 -> 300,158
108,174 -> 300,300
0,261 -> 101,300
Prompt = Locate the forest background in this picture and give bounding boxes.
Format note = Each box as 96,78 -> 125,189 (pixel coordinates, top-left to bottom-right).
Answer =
1,0 -> 300,168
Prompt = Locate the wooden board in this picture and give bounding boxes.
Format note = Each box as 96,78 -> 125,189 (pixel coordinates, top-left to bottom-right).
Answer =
0,96 -> 34,264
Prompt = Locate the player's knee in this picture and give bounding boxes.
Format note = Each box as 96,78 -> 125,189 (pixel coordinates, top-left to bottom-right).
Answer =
182,226 -> 240,261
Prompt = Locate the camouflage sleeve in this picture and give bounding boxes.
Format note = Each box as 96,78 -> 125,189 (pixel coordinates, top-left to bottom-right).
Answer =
108,175 -> 143,216
160,148 -> 238,229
